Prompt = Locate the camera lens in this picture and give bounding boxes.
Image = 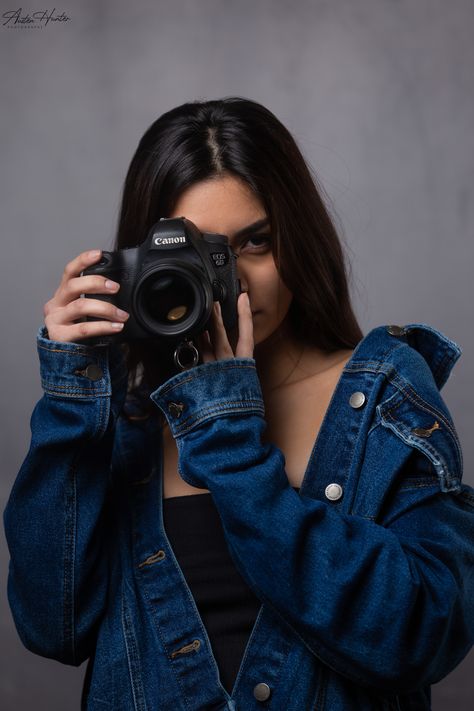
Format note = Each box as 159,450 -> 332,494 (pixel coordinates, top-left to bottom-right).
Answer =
145,274 -> 193,324
134,264 -> 213,338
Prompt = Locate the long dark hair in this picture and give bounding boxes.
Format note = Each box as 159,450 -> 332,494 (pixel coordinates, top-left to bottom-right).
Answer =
114,97 -> 363,396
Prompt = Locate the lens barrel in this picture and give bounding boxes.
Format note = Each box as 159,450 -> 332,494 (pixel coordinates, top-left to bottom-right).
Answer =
133,262 -> 213,339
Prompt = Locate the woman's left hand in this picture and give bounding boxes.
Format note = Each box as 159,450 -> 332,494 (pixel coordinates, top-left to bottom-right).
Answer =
198,292 -> 254,362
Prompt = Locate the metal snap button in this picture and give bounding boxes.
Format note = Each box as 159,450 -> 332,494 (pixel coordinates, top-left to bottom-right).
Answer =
75,364 -> 103,381
387,325 -> 405,337
325,483 -> 343,501
349,391 -> 366,409
253,682 -> 271,701
167,401 -> 185,418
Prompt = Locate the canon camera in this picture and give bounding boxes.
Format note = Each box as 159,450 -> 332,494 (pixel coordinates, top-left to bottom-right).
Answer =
82,218 -> 241,365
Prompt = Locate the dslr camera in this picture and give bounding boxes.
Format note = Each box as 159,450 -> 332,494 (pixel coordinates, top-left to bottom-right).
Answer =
82,217 -> 241,367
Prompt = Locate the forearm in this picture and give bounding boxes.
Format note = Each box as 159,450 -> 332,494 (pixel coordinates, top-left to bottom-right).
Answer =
3,330 -> 128,664
150,358 -> 474,691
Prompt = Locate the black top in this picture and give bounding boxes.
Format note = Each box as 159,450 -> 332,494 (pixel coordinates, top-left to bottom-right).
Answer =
162,487 -> 300,695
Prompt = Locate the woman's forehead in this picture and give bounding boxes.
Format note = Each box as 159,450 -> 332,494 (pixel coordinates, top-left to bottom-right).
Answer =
169,175 -> 266,238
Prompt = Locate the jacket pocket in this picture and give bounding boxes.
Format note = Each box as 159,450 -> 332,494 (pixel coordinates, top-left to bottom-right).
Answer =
378,388 -> 462,493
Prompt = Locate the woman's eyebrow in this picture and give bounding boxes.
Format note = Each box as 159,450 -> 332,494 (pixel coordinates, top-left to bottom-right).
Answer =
233,217 -> 269,238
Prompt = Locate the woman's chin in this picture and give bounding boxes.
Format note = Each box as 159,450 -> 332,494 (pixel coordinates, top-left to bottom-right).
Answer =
253,314 -> 293,352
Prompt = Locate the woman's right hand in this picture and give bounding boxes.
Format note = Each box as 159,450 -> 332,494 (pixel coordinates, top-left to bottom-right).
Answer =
43,249 -> 130,343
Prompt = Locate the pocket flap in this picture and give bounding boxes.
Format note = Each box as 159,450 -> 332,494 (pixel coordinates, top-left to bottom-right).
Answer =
378,390 -> 462,492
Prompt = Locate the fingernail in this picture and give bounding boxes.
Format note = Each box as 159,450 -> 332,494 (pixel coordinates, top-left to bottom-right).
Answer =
88,250 -> 101,259
105,280 -> 119,290
111,322 -> 124,330
116,308 -> 129,320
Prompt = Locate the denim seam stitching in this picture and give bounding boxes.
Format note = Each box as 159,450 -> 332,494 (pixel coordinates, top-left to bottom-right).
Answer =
381,385 -> 462,472
41,380 -> 105,389
43,390 -> 110,400
313,663 -> 328,710
97,385 -> 109,438
399,481 -> 440,490
63,461 -> 76,664
121,588 -> 148,711
383,409 -> 458,486
156,363 -> 258,395
382,390 -> 453,435
43,385 -> 109,396
38,343 -> 102,356
345,361 -> 394,374
171,402 -> 265,435
230,605 -> 265,693
63,392 -> 109,664
385,379 -> 458,443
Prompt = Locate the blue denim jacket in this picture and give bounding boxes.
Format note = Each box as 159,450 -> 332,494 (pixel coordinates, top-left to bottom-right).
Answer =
4,323 -> 474,710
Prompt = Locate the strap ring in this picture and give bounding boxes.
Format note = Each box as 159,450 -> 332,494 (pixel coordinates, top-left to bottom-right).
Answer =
173,340 -> 199,371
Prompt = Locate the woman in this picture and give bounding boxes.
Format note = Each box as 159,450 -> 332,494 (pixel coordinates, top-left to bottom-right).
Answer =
4,98 -> 474,710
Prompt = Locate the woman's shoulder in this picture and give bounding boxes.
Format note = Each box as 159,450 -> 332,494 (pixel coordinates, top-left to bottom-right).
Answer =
352,322 -> 462,392
352,323 -> 464,494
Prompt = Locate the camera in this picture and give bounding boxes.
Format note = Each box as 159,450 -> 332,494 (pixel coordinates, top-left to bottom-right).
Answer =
82,217 -> 241,358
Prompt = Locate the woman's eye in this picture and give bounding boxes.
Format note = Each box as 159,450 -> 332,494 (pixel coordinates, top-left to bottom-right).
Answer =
242,234 -> 272,251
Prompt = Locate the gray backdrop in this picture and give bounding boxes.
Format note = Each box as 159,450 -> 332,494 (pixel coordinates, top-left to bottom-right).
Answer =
1,0 -> 473,708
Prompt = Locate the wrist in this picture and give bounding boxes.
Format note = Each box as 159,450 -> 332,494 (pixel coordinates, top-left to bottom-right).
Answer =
150,358 -> 264,437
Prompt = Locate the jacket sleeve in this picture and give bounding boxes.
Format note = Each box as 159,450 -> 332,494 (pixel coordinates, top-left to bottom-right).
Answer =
150,357 -> 474,693
3,327 -> 128,666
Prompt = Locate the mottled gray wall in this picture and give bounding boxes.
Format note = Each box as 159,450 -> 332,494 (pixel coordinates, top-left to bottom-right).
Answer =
1,0 -> 473,708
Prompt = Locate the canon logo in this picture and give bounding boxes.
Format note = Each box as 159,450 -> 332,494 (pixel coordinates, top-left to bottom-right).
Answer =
154,235 -> 186,246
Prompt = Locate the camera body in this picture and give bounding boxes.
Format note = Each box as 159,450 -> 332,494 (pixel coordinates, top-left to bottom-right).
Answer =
82,217 -> 241,346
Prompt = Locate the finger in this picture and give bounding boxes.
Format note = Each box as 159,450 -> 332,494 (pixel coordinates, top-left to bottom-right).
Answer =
53,297 -> 129,326
209,302 -> 234,360
60,250 -> 103,285
44,318 -> 126,344
197,330 -> 215,363
54,275 -> 120,308
235,292 -> 254,358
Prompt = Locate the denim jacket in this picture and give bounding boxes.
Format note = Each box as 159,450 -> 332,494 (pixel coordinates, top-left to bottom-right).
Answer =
4,322 -> 474,711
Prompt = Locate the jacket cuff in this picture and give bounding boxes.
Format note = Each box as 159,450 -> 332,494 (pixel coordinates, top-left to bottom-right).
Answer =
149,358 -> 265,437
37,325 -> 128,399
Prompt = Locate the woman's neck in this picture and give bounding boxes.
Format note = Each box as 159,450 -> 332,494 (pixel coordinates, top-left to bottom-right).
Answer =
254,322 -> 353,399
254,323 -> 315,393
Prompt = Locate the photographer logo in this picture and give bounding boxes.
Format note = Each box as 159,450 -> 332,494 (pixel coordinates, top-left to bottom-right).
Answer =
2,8 -> 71,28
